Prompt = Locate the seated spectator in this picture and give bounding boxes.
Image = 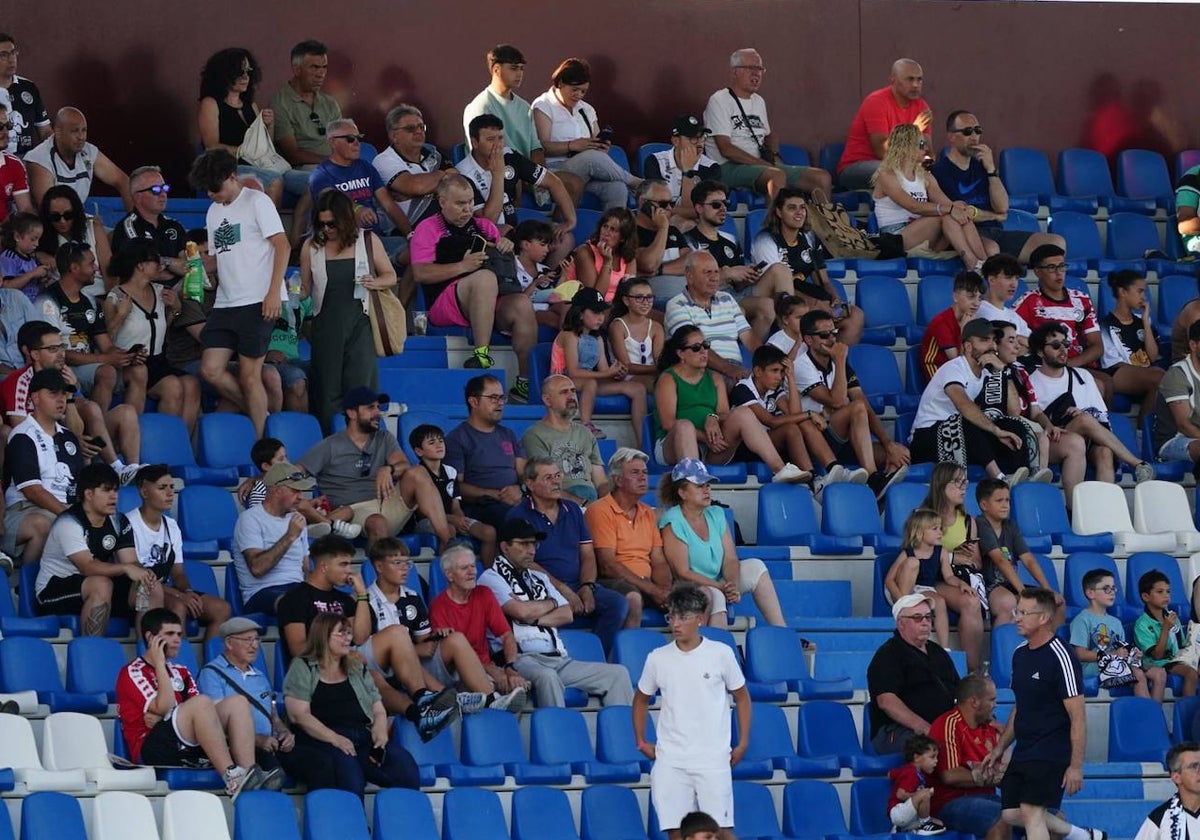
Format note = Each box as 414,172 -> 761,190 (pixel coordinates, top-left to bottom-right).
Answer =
551,289 -> 646,441
866,592 -> 959,755
197,48 -> 286,207
104,241 -> 200,433
269,40 -> 338,196
34,462 -> 158,635
928,674 -> 1005,839
231,461 -> 312,616
0,33 -> 51,156
910,318 -> 1032,480
1134,570 -> 1198,697
658,458 -> 788,626
872,124 -> 992,269
0,103 -> 32,223
407,424 -> 496,565
0,281 -> 34,373
1154,318 -> 1200,472
566,207 -> 635,303
276,534 -> 463,732
838,59 -> 933,191
531,58 -> 641,209
36,185 -> 109,298
366,538 -> 524,712
462,44 -> 546,165
283,613 -> 420,796
507,457 -> 632,653
198,617 -> 296,776
1176,156 -> 1200,259
750,187 -> 864,345
37,240 -> 129,412
118,608 -> 274,795
521,373 -> 610,505
1028,322 -> 1154,485
974,477 -> 1060,625
586,447 -> 673,622
410,172 -> 533,376
919,270 -> 985,383
797,309 -> 910,497
240,437 -> 359,539
297,386 -> 451,549
299,188 -> 395,429
645,115 -> 721,225
607,277 -> 663,385
24,107 -> 131,207
729,344 -> 818,483
884,508 -> 953,651
1070,568 -> 1165,701
931,110 -> 1064,264
509,219 -> 565,334
635,179 -> 692,303
444,374 -> 527,531
132,464 -> 232,640
1172,280 -> 1200,363
109,166 -> 187,281
1100,269 -> 1163,421
886,734 -> 944,834
474,520 -> 635,708
665,251 -> 758,382
374,105 -> 450,238
310,119 -> 409,243
977,254 -> 1030,352
1,211 -> 51,302
1014,244 -> 1112,402
703,49 -> 830,199
653,323 -> 807,481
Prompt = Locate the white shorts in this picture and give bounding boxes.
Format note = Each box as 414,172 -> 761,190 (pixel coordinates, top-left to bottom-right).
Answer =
650,762 -> 734,830
891,800 -> 921,831
704,557 -> 769,616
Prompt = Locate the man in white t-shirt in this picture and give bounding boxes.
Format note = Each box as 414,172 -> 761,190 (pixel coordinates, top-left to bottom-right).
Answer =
977,254 -> 1031,353
633,585 -> 750,840
24,107 -> 130,207
189,149 -> 288,437
702,49 -> 830,201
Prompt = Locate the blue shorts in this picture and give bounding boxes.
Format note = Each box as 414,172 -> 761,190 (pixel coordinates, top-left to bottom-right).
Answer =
879,222 -> 908,235
1158,433 -> 1199,463
938,794 -> 1002,838
269,360 -> 309,390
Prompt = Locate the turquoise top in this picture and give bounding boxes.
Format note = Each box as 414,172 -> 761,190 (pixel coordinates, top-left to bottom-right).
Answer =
658,504 -> 727,580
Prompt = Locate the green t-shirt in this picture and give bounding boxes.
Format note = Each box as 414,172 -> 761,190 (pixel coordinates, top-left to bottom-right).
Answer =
462,87 -> 542,158
269,296 -> 312,358
270,84 -> 341,160
1133,610 -> 1184,668
1176,164 -> 1200,255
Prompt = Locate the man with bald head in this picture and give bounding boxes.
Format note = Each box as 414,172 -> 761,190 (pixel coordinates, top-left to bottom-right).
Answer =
664,250 -> 760,382
703,48 -> 831,201
521,374 -> 610,506
110,166 -> 188,283
309,118 -> 410,238
25,107 -> 131,208
838,59 -> 933,190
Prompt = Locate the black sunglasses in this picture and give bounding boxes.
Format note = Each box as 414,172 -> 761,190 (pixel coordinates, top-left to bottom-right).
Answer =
1043,340 -> 1067,350
309,111 -> 326,135
315,219 -> 338,229
953,126 -> 984,136
0,121 -> 13,131
47,211 -> 77,223
331,133 -> 365,144
703,200 -> 731,209
682,341 -> 711,352
805,329 -> 840,339
644,199 -> 675,210
136,184 -> 171,195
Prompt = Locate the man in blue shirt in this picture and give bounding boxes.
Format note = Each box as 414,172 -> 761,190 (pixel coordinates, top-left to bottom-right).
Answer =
309,118 -> 410,239
505,457 -> 629,655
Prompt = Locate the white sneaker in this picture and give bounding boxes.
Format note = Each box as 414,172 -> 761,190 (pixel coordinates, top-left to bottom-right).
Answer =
824,464 -> 848,485
845,467 -> 870,485
490,686 -> 527,714
306,522 -> 332,539
331,520 -> 363,539
772,463 -> 812,484
811,474 -> 827,501
117,463 -> 144,486
1030,468 -> 1053,484
1005,467 -> 1029,487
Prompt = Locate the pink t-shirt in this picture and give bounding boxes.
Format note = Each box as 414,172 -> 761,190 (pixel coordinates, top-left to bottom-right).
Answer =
839,87 -> 932,172
566,241 -> 627,302
408,215 -> 503,265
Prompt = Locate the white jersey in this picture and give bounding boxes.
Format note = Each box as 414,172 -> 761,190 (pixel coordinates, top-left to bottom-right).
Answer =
978,300 -> 1030,337
127,509 -> 183,571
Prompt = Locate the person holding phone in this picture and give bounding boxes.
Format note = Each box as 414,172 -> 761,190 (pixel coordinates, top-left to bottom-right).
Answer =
644,116 -> 722,227
283,612 -> 420,797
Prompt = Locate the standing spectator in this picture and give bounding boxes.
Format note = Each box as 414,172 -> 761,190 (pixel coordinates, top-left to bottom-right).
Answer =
521,373 -> 609,505
633,585 -> 750,840
309,118 -> 410,241
0,34 -> 51,156
0,103 -> 32,221
461,45 -> 545,164
1153,318 -> 1200,472
928,674 -> 1005,840
839,58 -> 933,191
24,108 -> 131,207
299,188 -> 396,429
1133,743 -> 1200,840
36,185 -> 110,298
444,374 -> 527,531
1099,270 -> 1163,421
919,271 -> 985,383
1134,571 -> 1199,697
1070,568 -> 1165,701
982,589 -> 1098,840
231,462 -> 311,616
190,148 -> 288,437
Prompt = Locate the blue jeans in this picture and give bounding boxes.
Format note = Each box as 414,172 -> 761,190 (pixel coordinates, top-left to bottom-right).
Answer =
938,794 -> 1002,838
289,725 -> 419,799
567,582 -> 629,656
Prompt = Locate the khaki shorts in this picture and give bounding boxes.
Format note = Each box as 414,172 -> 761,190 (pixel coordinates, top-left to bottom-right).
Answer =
347,495 -> 415,535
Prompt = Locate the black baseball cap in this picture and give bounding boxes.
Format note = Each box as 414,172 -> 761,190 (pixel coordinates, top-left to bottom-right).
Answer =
29,369 -> 72,393
671,115 -> 711,138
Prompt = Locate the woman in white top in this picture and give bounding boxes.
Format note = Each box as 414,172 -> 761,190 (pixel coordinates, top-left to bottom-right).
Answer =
531,58 -> 641,210
104,240 -> 200,433
871,124 -> 992,269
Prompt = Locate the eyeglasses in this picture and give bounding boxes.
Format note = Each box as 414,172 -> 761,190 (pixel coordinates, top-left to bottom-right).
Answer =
953,126 -> 985,136
308,112 -> 326,135
36,343 -> 66,353
273,471 -> 308,486
901,612 -> 935,622
644,200 -> 675,210
331,133 -> 365,143
1043,340 -> 1067,351
228,634 -> 260,645
315,219 -> 338,229
1088,585 -> 1117,593
1037,263 -> 1068,272
332,627 -> 355,638
625,293 -> 654,302
682,341 -> 712,352
703,200 -> 731,209
735,65 -> 765,73
478,393 -> 508,403
951,476 -> 969,487
397,123 -> 427,133
0,50 -> 18,61
47,211 -> 77,223
1012,608 -> 1046,618
1180,761 -> 1200,773
136,184 -> 171,196
0,121 -> 12,131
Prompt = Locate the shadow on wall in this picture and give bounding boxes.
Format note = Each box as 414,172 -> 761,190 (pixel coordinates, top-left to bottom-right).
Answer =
1079,72 -> 1187,168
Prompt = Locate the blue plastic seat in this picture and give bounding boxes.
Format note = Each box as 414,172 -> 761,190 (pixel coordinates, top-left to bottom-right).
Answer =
1158,274 -> 1198,333
812,649 -> 876,690
0,637 -> 106,713
596,704 -> 655,773
732,781 -> 786,840
1059,147 -> 1155,214
580,785 -> 648,840
989,622 -> 1022,691
19,791 -> 87,840
379,368 -> 506,409
574,208 -> 603,242
1105,212 -> 1158,266
558,629 -> 608,704
372,788 -> 438,840
1109,696 -> 1171,764
821,143 -> 845,180
850,777 -> 904,836
771,579 -> 891,632
777,143 -> 812,167
65,636 -> 127,703
512,787 -> 580,840
0,572 -> 58,638
112,718 -> 222,789
140,413 -> 234,484
234,791 -> 302,840
756,484 -> 862,553
1063,552 -> 1138,623
999,147 -> 1058,212
1117,150 -> 1175,210
821,482 -> 900,551
196,412 -> 258,478
1176,150 -> 1200,182
914,274 -> 953,328
264,412 -> 323,462
1125,552 -> 1190,616
734,702 -> 839,779
1004,208 -> 1042,234
531,707 -> 640,782
636,143 -> 670,177
783,779 -> 854,839
1174,696 -> 1200,744
177,485 -> 239,559
1047,211 -> 1109,274
797,700 -> 900,774
461,708 -> 572,783
1011,482 -> 1114,553
442,787 -> 510,840
848,344 -> 920,413
855,275 -> 920,345
611,628 -> 667,686
744,626 -> 852,701
221,565 -> 271,630
883,481 -> 928,536
393,718 -> 499,786
1142,414 -> 1189,482
304,789 -> 368,840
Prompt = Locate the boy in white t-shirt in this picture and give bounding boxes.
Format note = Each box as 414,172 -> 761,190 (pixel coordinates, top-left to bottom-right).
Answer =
977,254 -> 1030,352
632,585 -> 750,840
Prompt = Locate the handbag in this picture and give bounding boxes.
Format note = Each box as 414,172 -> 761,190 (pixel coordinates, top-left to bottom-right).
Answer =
468,235 -> 522,296
238,112 -> 291,174
359,232 -> 407,357
806,189 -> 881,260
726,89 -> 774,163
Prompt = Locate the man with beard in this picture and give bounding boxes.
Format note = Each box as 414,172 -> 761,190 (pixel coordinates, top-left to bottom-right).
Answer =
521,374 -> 608,505
444,374 -> 526,531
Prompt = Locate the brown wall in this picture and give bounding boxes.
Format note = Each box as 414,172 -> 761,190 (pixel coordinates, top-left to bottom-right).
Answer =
7,0 -> 1196,189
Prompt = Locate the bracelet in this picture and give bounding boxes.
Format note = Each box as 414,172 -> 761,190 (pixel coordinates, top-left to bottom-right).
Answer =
935,203 -> 943,216
986,171 -> 999,178
970,206 -> 979,220
504,663 -> 518,671
579,582 -> 596,590
356,594 -> 369,602
707,412 -> 721,422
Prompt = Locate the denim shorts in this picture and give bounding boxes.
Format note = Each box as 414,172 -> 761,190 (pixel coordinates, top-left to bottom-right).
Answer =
937,794 -> 1002,838
1158,433 -> 1199,462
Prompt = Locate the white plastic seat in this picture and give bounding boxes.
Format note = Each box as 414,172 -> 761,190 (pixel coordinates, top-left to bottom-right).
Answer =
1072,480 -> 1177,556
1133,480 -> 1200,552
0,712 -> 86,791
93,790 -> 161,840
42,712 -> 157,790
162,790 -> 232,840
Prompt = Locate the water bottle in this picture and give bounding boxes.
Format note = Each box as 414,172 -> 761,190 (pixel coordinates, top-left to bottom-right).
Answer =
412,312 -> 428,336
135,581 -> 151,612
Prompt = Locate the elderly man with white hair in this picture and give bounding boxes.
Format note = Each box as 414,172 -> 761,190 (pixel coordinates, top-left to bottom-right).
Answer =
308,117 -> 410,238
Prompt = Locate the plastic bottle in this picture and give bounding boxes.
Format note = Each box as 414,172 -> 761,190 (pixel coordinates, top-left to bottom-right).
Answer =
135,581 -> 151,612
182,242 -> 208,302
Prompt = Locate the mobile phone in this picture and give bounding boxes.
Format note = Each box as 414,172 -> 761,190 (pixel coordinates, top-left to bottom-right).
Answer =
87,436 -> 106,447
369,745 -> 386,765
129,344 -> 146,356
753,260 -> 768,271
640,201 -> 656,217
597,127 -> 614,143
830,302 -> 847,320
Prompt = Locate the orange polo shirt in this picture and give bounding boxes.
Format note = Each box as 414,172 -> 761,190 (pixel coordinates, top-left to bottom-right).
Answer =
585,494 -> 662,580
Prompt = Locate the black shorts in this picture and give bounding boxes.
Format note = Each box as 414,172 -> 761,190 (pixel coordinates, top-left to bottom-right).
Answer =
980,228 -> 1034,256
823,427 -> 854,462
1000,759 -> 1068,810
147,354 -> 192,390
36,573 -> 134,618
201,303 -> 273,359
140,712 -> 208,767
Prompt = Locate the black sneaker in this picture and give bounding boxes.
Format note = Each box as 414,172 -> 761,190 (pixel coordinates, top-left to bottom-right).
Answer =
417,693 -> 460,742
0,699 -> 19,715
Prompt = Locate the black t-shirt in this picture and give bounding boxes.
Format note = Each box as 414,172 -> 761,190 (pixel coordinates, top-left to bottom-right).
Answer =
276,582 -> 357,634
2,76 -> 49,157
866,633 -> 960,734
310,677 -> 369,728
423,461 -> 455,516
636,224 -> 690,268
39,284 -> 107,354
685,228 -> 745,269
1011,637 -> 1082,763
457,148 -> 545,227
65,505 -> 134,562
760,230 -> 827,282
110,212 -> 188,260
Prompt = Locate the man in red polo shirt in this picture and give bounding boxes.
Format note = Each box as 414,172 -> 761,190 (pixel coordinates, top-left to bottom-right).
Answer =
838,58 -> 933,190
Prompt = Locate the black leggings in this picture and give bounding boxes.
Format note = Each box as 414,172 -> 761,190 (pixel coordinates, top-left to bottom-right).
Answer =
288,724 -> 419,798
911,415 -> 1032,474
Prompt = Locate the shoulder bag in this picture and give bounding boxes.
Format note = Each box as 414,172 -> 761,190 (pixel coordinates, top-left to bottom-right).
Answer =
359,232 -> 407,357
239,112 -> 291,174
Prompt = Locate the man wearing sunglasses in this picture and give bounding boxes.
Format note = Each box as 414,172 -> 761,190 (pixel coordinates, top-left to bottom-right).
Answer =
931,111 -> 1064,265
643,115 -> 721,226
839,59 -> 933,191
310,118 -> 410,242
0,103 -> 33,223
635,179 -> 692,304
110,166 -> 187,281
25,107 -> 131,209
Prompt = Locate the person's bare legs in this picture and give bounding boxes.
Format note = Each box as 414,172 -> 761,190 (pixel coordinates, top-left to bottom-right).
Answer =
772,425 -> 814,471
90,364 -> 118,413
750,574 -> 786,625
577,378 -> 597,426
1067,414 -> 1141,469
398,467 -> 454,547
122,364 -> 149,414
17,510 -> 52,567
595,379 -> 646,443
79,574 -> 113,636
371,626 -> 433,709
235,355 -> 270,438
662,419 -> 701,463
899,217 -> 946,251
1112,363 -> 1164,422
200,347 -> 242,411
1049,431 -> 1087,506
435,631 -> 496,694
455,270 -> 499,351
713,407 -> 785,471
496,295 -> 536,381
936,582 -> 984,672
104,404 -> 141,464
623,591 -> 643,628
148,375 -> 192,436
829,401 -> 878,473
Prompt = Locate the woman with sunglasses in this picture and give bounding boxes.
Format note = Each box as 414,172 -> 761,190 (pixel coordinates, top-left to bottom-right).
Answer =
283,612 -> 420,797
652,324 -> 807,482
301,189 -> 396,429
872,124 -> 992,270
36,186 -> 109,298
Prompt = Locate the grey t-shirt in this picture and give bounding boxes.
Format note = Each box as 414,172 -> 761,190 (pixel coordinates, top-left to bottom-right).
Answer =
444,422 -> 524,490
297,429 -> 400,508
976,515 -> 1030,588
232,504 -> 308,601
521,420 -> 601,491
